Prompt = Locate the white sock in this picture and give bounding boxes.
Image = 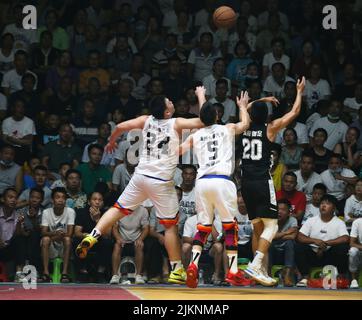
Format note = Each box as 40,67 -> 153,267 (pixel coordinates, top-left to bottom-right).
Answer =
191,248 -> 202,267
90,228 -> 101,239
227,252 -> 238,274
251,250 -> 264,270
170,260 -> 182,271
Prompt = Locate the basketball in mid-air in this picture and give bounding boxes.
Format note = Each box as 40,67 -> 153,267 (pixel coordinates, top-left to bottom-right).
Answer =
213,6 -> 237,29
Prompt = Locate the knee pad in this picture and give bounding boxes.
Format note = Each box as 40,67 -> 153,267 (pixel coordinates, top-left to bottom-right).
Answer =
260,218 -> 278,243
193,224 -> 212,247
223,220 -> 238,250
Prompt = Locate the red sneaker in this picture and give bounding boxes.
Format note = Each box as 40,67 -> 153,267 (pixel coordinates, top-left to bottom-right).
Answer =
225,270 -> 251,286
186,263 -> 199,288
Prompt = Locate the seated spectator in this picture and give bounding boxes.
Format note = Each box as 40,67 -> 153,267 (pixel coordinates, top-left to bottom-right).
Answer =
106,21 -> 138,56
263,63 -> 295,100
295,195 -> 349,287
275,119 -> 309,148
50,163 -> 71,190
73,191 -> 112,283
173,98 -> 197,119
1,98 -> 36,165
0,33 -> 15,76
151,33 -> 186,77
185,86 -> 201,116
108,108 -> 125,133
107,34 -> 133,80
1,50 -> 37,97
276,171 -> 307,223
18,165 -> 52,209
40,187 -> 75,283
79,50 -> 110,95
334,63 -> 358,102
110,205 -> 149,285
187,32 -> 222,82
344,179 -> 362,227
144,77 -> 165,107
161,56 -> 188,102
72,99 -> 100,148
238,0 -> 258,34
295,153 -> 322,202
65,8 -> 87,50
21,155 -> 41,190
303,63 -> 331,111
246,78 -> 272,117
269,199 -> 298,287
64,169 -> 87,210
309,100 -> 348,151
76,144 -> 112,195
280,128 -> 304,171
37,9 -> 69,51
303,183 -> 327,225
258,0 -> 289,32
169,10 -> 194,55
196,15 -> 228,52
270,143 -> 287,192
203,58 -> 231,99
307,128 -> 333,174
15,187 -> 44,278
262,38 -> 290,80
349,217 -> 362,288
292,40 -> 322,79
209,79 -> 237,124
112,150 -> 137,193
40,123 -> 82,172
343,82 -> 362,120
321,153 -> 358,214
0,91 -> 7,121
182,214 -> 224,285
334,127 -> 360,168
82,123 -> 115,169
0,145 -> 22,194
305,99 -> 329,133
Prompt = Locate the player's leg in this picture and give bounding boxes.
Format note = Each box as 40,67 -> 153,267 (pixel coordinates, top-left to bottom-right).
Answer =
251,219 -> 269,275
76,174 -> 146,258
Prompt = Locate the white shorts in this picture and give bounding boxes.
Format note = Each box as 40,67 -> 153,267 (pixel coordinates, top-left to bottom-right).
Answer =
115,173 -> 179,224
195,177 -> 238,226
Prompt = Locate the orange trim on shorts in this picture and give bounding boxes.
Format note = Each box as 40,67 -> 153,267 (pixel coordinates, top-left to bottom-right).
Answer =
197,224 -> 212,233
112,202 -> 132,215
222,221 -> 236,230
158,214 -> 179,226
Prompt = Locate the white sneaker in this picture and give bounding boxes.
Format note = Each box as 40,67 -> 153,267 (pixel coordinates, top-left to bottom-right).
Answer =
296,278 -> 308,287
135,274 -> 145,284
109,275 -> 120,285
121,279 -> 131,285
244,264 -> 277,286
350,279 -> 359,289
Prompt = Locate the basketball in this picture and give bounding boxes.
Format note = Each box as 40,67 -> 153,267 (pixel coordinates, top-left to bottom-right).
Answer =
213,6 -> 236,29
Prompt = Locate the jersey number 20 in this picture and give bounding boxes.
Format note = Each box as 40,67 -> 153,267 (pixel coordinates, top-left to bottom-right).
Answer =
242,138 -> 262,160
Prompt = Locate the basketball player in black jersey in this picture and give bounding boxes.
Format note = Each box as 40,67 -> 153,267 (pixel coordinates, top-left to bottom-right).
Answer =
241,77 -> 305,286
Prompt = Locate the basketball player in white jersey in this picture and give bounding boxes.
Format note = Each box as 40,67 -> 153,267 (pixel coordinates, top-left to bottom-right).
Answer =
179,91 -> 251,288
76,87 -> 207,284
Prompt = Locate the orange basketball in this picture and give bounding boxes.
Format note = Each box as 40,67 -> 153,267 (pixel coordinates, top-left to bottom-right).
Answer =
213,6 -> 236,29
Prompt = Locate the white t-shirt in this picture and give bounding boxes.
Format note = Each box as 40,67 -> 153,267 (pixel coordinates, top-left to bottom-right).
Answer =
263,75 -> 295,99
309,117 -> 348,151
0,93 -> 7,111
41,207 -> 75,232
1,69 -> 38,93
306,112 -> 321,133
295,170 -> 322,202
112,163 -> 132,193
117,206 -> 149,242
81,141 -> 115,167
303,79 -> 331,109
227,31 -> 256,54
320,168 -> 356,200
299,215 -> 348,252
179,187 -> 196,218
303,203 -> 320,225
0,49 -> 14,74
202,74 -> 231,98
196,25 -> 228,49
275,122 -> 309,146
262,53 -> 290,73
350,218 -> 362,244
2,24 -> 37,51
344,195 -> 362,222
344,97 -> 362,120
209,97 -> 236,123
1,116 -> 36,146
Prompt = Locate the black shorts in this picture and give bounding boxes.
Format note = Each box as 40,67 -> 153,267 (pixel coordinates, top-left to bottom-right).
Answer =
241,178 -> 278,221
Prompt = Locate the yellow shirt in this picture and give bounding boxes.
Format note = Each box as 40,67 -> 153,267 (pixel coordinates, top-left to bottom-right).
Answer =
272,163 -> 285,192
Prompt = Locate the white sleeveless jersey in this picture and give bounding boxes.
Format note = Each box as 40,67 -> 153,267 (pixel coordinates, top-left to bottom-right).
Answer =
135,116 -> 179,180
193,124 -> 235,179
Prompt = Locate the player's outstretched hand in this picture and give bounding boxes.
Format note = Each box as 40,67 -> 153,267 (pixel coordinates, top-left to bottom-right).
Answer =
195,85 -> 206,97
261,96 -> 280,106
105,140 -> 117,154
236,91 -> 249,108
296,76 -> 306,93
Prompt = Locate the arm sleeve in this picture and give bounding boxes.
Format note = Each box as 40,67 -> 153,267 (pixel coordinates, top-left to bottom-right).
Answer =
336,220 -> 349,237
350,220 -> 360,238
67,209 -> 76,225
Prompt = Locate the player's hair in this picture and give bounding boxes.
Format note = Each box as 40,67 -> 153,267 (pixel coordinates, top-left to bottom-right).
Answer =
277,198 -> 291,208
320,194 -> 338,207
200,101 -> 217,126
51,187 -> 67,199
250,102 -> 268,124
149,95 -> 167,119
30,187 -> 45,199
313,183 -> 327,193
65,169 -> 81,180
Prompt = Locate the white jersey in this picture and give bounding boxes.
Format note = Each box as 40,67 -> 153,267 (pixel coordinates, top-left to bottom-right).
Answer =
136,116 -> 179,181
193,124 -> 234,179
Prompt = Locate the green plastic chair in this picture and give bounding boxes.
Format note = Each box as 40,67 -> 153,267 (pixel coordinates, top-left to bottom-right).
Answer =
237,258 -> 250,271
49,258 -> 75,283
310,267 -> 323,279
271,265 -> 284,282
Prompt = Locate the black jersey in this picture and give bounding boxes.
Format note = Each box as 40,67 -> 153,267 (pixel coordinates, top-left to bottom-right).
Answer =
240,122 -> 272,179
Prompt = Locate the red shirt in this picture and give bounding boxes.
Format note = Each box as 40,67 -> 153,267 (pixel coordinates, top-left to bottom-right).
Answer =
276,190 -> 307,215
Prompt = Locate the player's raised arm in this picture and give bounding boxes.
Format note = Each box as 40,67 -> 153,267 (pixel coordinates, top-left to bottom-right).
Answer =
267,77 -> 306,142
195,85 -> 207,110
226,91 -> 251,135
105,115 -> 149,153
247,96 -> 280,111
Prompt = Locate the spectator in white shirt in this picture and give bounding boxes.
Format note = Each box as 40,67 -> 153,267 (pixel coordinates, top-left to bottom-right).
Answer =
349,217 -> 362,288
343,82 -> 362,120
344,179 -> 362,226
0,33 -> 15,76
275,120 -> 309,147
333,126 -> 360,168
295,194 -> 349,287
262,37 -> 290,80
303,183 -> 327,225
295,153 -> 322,203
305,99 -> 329,133
258,0 -> 289,32
303,63 -> 331,110
202,58 -> 231,99
309,100 -> 348,151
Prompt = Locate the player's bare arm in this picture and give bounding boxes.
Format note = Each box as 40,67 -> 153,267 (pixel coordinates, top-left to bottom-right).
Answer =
105,115 -> 149,153
267,77 -> 306,142
226,91 -> 251,135
247,96 -> 280,111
